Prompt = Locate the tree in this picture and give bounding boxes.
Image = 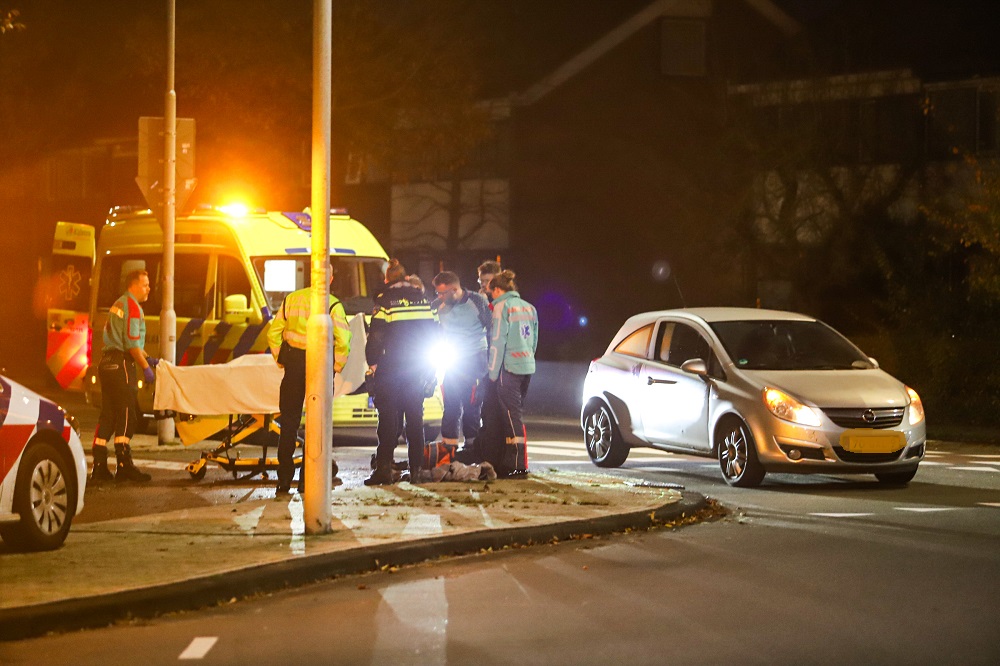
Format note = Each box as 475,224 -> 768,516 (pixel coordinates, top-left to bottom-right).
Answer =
0,8 -> 24,35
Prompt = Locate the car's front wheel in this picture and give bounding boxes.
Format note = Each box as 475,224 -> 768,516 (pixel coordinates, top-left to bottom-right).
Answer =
0,441 -> 76,551
584,403 -> 629,468
717,417 -> 765,488
875,468 -> 918,485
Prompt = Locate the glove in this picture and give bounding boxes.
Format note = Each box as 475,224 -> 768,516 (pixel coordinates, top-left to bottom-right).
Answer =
143,366 -> 155,384
147,357 -> 159,367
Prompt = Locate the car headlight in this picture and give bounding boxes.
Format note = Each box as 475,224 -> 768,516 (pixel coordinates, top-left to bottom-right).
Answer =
763,387 -> 823,427
906,386 -> 925,425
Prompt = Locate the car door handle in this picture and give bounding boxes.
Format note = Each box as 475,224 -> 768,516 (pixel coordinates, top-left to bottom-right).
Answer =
647,376 -> 677,385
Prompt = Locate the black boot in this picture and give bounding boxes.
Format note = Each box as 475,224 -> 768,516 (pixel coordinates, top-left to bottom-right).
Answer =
364,461 -> 394,486
114,443 -> 152,483
402,465 -> 424,484
90,445 -> 115,484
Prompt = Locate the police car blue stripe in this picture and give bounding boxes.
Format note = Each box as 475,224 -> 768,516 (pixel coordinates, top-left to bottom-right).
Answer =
0,376 -> 11,426
36,398 -> 64,434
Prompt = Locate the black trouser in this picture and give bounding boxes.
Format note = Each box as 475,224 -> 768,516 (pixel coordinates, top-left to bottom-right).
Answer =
373,370 -> 426,470
440,351 -> 487,445
481,369 -> 531,475
96,350 -> 138,444
277,345 -> 306,487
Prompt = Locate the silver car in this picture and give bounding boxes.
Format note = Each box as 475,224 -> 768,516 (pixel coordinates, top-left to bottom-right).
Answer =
581,308 -> 926,487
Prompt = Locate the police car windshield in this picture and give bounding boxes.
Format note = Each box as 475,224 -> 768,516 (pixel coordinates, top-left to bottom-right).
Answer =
252,256 -> 386,316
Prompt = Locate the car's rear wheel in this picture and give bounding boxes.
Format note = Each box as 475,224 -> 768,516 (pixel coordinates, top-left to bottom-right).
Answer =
717,417 -> 765,488
875,468 -> 918,485
584,404 -> 629,468
0,441 -> 76,551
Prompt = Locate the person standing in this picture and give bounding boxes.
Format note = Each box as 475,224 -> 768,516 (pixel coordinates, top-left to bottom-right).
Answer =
267,276 -> 352,494
485,270 -> 538,477
365,259 -> 439,485
477,260 -> 501,301
90,269 -> 155,484
431,271 -> 491,460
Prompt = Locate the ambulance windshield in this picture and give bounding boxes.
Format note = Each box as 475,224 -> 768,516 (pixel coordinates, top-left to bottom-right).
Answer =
252,256 -> 387,316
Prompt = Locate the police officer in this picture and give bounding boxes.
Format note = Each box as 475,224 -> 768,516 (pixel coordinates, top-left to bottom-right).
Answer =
267,274 -> 352,494
431,271 -> 491,461
90,269 -> 155,484
365,259 -> 439,485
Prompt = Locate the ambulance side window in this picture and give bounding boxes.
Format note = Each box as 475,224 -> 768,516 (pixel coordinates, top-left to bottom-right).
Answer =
173,254 -> 210,319
217,255 -> 252,310
97,255 -> 161,311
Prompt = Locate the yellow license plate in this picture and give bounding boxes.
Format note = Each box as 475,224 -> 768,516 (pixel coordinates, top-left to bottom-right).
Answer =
839,429 -> 905,453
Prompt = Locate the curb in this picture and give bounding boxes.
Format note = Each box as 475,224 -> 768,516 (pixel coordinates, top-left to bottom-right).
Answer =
0,492 -> 707,641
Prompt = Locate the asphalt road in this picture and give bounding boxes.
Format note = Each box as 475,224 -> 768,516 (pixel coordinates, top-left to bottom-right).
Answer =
1,414 -> 998,664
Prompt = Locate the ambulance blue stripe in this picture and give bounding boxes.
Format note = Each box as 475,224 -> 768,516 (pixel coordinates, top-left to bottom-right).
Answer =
0,376 -> 11,426
332,248 -> 356,255
177,319 -> 205,358
232,323 -> 266,358
285,247 -> 309,254
203,323 -> 231,362
36,398 -> 64,434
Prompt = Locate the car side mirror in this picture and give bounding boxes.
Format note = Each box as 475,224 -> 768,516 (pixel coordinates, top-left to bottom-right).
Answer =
223,294 -> 254,325
680,358 -> 708,376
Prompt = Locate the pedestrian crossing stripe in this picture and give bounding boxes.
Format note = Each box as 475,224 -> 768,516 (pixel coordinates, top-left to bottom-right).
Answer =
948,466 -> 1000,472
809,513 -> 874,518
894,507 -> 956,512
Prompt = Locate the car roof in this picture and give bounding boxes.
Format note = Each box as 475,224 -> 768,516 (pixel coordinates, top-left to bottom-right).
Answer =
624,307 -> 817,327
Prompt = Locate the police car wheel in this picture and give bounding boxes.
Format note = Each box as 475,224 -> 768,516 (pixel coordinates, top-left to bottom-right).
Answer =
0,441 -> 76,551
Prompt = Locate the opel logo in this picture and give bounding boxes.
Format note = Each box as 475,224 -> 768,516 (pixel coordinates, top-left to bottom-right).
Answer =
862,409 -> 877,424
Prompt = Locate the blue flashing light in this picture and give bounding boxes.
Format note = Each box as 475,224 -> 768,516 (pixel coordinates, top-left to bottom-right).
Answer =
282,211 -> 312,232
578,316 -> 589,327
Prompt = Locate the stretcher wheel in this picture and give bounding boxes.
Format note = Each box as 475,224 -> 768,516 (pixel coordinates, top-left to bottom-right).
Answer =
189,466 -> 207,481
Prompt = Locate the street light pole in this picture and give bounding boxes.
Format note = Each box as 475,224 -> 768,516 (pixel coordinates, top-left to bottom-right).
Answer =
304,0 -> 333,534
158,0 -> 177,446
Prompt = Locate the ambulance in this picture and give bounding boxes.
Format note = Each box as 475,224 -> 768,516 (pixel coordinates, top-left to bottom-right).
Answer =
65,205 -> 442,430
44,222 -> 96,390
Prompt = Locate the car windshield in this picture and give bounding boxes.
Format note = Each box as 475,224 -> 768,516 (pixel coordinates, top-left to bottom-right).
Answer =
251,256 -> 386,316
709,320 -> 873,371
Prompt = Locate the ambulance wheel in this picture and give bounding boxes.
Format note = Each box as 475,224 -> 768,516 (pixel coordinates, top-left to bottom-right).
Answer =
0,441 -> 76,552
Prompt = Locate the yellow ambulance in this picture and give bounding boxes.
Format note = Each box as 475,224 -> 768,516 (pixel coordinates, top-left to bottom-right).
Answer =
78,205 -> 442,430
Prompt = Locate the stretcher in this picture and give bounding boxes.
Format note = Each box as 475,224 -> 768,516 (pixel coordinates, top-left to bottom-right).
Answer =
151,315 -> 369,481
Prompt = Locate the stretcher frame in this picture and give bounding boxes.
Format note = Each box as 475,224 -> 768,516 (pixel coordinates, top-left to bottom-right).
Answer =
175,412 -> 302,482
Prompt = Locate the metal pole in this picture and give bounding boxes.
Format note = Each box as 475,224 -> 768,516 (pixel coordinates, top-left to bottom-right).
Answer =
304,0 -> 333,534
158,0 -> 177,445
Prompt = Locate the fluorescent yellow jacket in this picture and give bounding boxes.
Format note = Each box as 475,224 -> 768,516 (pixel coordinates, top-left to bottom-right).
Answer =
267,287 -> 351,373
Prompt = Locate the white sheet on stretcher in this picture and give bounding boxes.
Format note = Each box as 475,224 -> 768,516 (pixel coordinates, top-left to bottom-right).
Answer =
152,313 -> 368,415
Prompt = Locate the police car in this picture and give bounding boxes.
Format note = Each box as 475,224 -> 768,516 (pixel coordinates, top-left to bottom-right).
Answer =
0,374 -> 87,550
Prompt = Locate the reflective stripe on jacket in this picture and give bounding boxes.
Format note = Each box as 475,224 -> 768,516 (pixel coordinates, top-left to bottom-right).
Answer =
487,290 -> 538,381
267,287 -> 352,373
103,291 -> 145,352
365,281 -> 439,376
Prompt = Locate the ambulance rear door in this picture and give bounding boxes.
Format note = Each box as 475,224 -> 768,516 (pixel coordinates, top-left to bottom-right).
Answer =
45,222 -> 96,390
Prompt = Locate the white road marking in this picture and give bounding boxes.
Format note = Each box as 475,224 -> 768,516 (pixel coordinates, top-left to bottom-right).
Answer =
233,505 -> 266,537
894,507 -> 957,513
179,636 -> 218,660
469,491 -> 496,528
967,460 -> 1000,466
630,466 -> 684,473
948,466 -> 1000,472
917,461 -> 947,465
376,577 -> 448,665
966,454 -> 1000,459
978,503 -> 1000,508
86,456 -> 190,471
809,513 -> 875,518
288,495 -> 305,556
527,445 -> 590,457
402,514 -> 442,537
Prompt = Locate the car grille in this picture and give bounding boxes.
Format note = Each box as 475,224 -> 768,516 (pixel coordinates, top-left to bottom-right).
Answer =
823,407 -> 905,429
833,447 -> 904,464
